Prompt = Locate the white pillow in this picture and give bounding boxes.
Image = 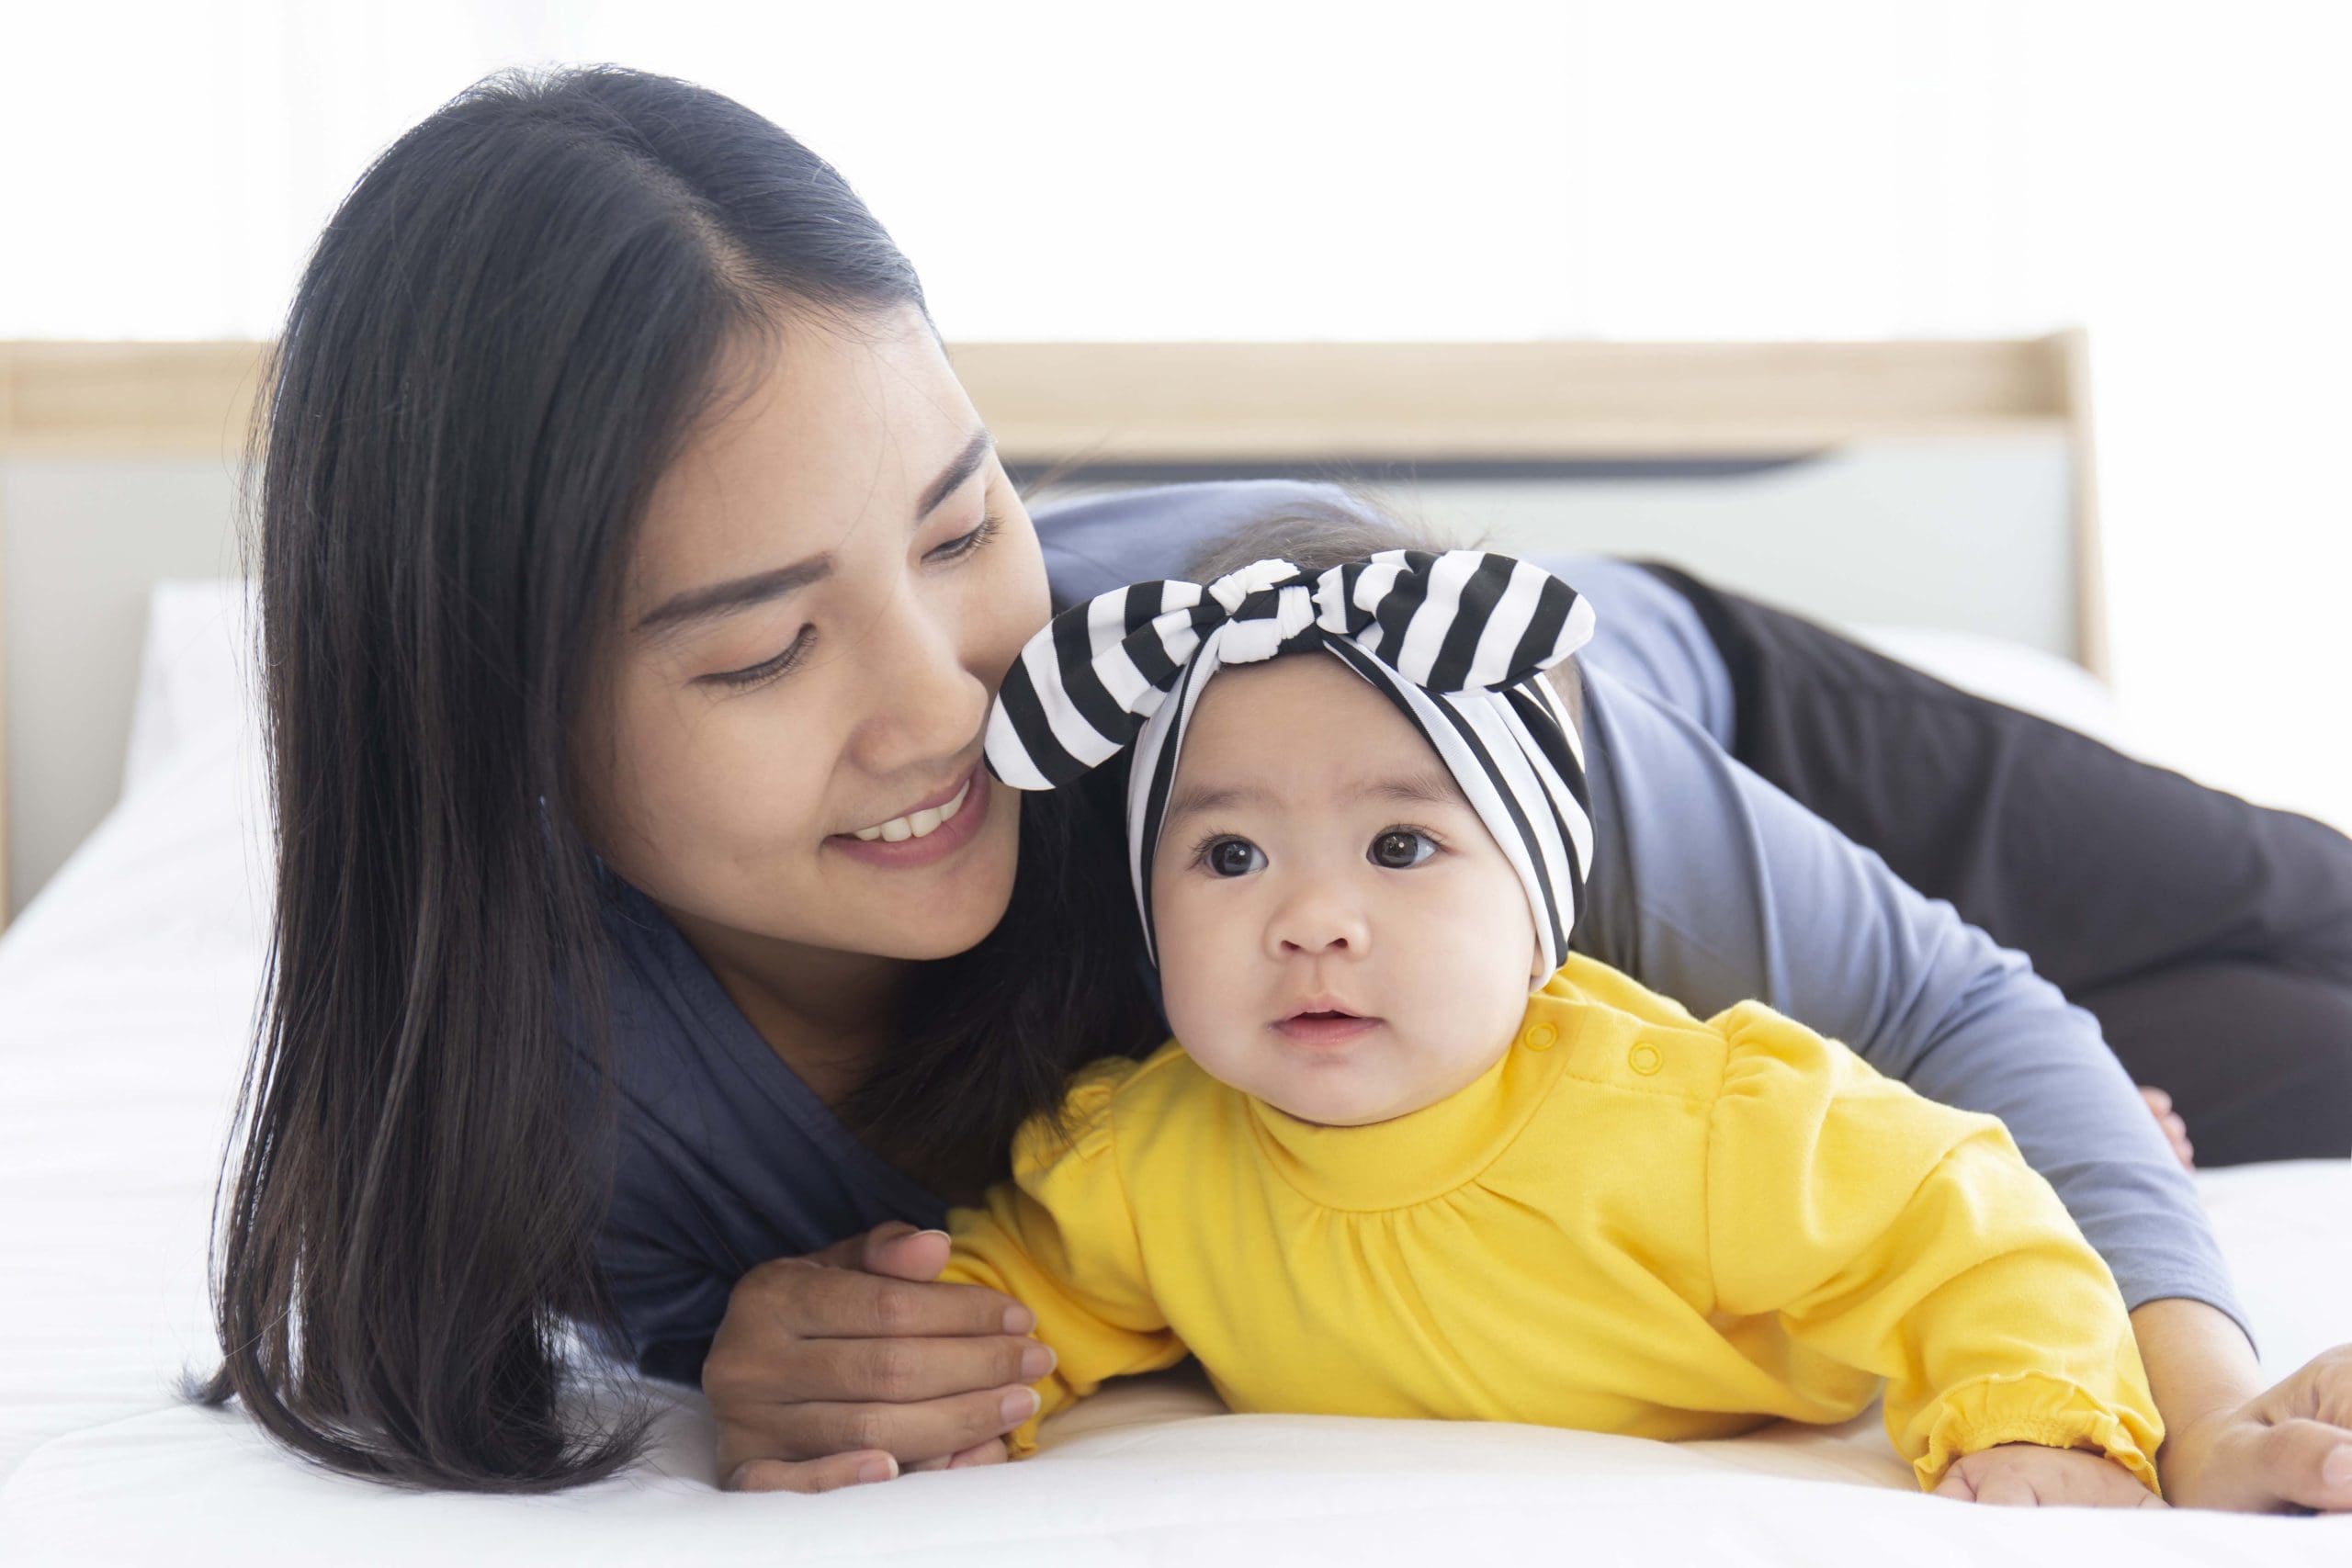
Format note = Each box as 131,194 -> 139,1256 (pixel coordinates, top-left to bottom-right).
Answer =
1846,622 -> 2132,749
121,579 -> 261,799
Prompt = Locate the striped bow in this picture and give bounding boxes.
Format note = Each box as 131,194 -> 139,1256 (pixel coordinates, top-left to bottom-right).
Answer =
985,548 -> 1599,987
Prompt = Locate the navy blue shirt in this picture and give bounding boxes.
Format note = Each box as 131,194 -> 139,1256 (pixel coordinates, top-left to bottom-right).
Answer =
589,482 -> 2233,1382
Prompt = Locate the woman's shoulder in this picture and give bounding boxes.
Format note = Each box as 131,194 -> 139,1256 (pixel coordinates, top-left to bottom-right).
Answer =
1034,480 -> 1361,608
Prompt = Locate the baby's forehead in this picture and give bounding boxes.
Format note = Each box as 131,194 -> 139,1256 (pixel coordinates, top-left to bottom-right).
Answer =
1166,654 -> 1470,817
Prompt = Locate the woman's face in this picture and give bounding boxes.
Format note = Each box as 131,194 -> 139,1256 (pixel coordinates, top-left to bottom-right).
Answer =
577,306 -> 1050,964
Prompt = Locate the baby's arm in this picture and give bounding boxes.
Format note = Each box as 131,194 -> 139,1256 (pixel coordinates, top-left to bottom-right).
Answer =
1702,1001 -> 2165,1501
936,1058 -> 1189,1457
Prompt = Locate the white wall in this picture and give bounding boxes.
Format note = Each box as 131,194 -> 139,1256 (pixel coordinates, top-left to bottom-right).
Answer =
4,0 -> 2348,831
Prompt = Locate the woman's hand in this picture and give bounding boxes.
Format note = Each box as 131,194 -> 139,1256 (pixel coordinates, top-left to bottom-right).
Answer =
2156,1344 -> 2352,1512
2137,1087 -> 2195,1170
703,1221 -> 1049,1493
1931,1443 -> 2165,1507
2132,1298 -> 2352,1511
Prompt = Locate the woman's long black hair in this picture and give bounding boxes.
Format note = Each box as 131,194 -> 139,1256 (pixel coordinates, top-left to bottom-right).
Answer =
200,64 -> 1159,1493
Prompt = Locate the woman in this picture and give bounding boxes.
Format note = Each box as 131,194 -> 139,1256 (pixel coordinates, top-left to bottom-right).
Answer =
203,65 -> 2352,1505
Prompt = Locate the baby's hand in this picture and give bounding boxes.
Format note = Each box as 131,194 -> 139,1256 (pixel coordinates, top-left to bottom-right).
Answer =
1932,1443 -> 2165,1508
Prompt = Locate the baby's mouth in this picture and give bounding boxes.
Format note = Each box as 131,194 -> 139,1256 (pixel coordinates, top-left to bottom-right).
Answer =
1272,1007 -> 1383,1046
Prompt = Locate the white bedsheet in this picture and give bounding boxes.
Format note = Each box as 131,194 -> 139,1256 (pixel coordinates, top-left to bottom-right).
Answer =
3,592 -> 2347,1563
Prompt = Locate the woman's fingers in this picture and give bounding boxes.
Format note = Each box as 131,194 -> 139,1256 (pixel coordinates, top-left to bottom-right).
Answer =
716,1377 -> 1040,1472
947,1438 -> 1011,1469
725,1450 -> 900,1493
2255,1417 -> 2352,1511
773,1332 -> 1054,1404
761,1383 -> 1042,1467
904,1438 -> 1009,1474
723,1256 -> 1030,1346
857,1224 -> 956,1282
706,1224 -> 1044,1486
2250,1345 -> 2352,1511
2136,1085 -> 2195,1169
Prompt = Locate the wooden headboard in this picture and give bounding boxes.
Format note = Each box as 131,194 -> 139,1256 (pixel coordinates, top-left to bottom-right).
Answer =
0,333 -> 2099,925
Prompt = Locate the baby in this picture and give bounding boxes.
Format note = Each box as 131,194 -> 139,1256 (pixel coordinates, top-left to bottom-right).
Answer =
941,524 -> 2165,1505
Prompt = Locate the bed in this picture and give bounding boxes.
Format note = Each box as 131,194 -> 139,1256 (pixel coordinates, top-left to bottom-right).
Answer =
3,339 -> 2347,1563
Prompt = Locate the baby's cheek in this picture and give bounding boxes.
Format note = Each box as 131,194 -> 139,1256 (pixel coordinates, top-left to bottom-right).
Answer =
1151,900 -> 1224,1028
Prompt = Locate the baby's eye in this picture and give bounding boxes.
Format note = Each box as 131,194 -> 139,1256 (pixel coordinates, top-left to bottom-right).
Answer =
1368,829 -> 1439,870
1199,837 -> 1266,878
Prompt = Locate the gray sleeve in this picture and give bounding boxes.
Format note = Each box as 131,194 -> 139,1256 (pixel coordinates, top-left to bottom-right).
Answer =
1520,552 -> 1737,749
1571,661 -> 2247,1337
1033,479 -> 1350,610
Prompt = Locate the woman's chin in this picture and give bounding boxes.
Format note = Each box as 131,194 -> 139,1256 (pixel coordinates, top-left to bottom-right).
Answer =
870,853 -> 1023,960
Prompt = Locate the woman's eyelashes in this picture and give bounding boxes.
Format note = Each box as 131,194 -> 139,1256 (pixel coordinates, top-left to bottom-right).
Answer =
927,507 -> 1002,564
707,625 -> 815,692
700,511 -> 1005,693
1188,826 -> 1446,878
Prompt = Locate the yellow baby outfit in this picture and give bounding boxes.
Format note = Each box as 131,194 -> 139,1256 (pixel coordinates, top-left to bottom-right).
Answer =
941,953 -> 2164,1492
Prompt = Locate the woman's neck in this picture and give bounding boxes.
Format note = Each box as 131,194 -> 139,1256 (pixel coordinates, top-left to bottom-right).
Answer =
660,901 -> 908,1110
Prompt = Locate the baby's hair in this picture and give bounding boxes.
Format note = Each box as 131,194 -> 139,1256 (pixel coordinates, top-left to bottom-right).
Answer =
1182,491 -> 1586,736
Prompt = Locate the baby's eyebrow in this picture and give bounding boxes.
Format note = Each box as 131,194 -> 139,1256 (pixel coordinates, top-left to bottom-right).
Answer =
1162,767 -> 1464,825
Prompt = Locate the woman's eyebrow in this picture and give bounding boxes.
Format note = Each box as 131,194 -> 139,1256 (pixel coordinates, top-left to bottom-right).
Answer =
915,428 -> 996,519
634,427 -> 995,642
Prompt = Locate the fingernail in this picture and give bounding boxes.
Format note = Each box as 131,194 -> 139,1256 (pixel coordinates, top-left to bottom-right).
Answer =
858,1453 -> 899,1485
1001,1386 -> 1041,1424
914,1228 -> 950,1242
1002,1303 -> 1035,1335
2325,1447 -> 2352,1489
1021,1341 -> 1057,1380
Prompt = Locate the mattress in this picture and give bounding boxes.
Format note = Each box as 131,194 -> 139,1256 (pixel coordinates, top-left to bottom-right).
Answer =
3,584 -> 2346,1563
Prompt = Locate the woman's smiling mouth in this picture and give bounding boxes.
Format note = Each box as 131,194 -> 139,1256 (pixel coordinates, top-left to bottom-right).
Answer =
829,763 -> 990,868
850,773 -> 973,842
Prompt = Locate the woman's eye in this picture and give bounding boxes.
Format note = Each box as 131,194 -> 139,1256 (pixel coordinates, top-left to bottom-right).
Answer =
927,509 -> 1003,563
1198,836 -> 1266,878
1368,828 -> 1439,870
706,626 -> 815,692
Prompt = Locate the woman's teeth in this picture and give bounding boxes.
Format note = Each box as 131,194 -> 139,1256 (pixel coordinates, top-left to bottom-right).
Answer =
852,777 -> 971,842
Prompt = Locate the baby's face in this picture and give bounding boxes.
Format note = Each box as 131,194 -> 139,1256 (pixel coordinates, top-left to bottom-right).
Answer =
1148,656 -> 1542,1127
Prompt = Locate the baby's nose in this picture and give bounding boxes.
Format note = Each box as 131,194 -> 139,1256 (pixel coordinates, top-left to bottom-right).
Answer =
1268,884 -> 1372,958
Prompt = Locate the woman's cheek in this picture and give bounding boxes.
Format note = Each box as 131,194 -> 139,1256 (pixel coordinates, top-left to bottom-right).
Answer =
977,519 -> 1053,675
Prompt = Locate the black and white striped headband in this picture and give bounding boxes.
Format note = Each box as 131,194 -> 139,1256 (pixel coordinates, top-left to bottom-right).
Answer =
985,549 -> 1598,989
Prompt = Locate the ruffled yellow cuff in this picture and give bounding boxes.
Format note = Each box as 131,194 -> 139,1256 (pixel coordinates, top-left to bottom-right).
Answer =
1004,1414 -> 1043,1461
1914,1371 -> 2165,1496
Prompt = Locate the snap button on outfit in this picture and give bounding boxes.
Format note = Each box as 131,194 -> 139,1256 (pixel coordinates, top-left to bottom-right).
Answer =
1522,1021 -> 1558,1052
1628,1043 -> 1663,1076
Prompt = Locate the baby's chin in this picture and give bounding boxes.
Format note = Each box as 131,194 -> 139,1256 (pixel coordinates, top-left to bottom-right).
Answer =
1256,1075 -> 1451,1129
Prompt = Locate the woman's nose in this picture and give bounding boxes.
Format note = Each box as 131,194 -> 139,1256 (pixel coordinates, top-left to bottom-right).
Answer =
848,588 -> 986,777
